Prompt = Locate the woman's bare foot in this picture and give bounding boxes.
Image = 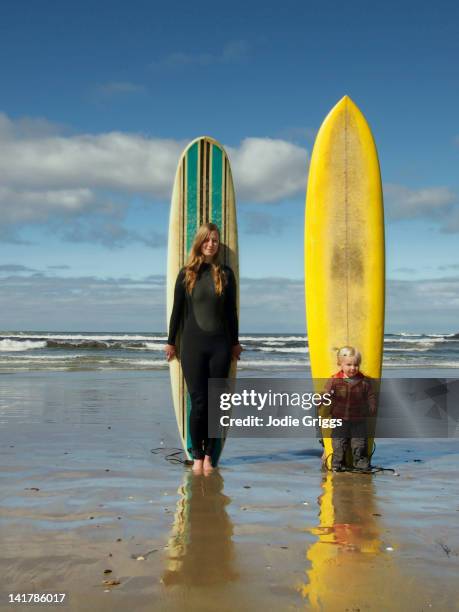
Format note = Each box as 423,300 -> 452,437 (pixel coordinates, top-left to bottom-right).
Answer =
203,455 -> 214,473
192,459 -> 203,474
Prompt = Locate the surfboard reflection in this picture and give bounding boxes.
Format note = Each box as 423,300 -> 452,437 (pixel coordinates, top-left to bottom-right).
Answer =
300,473 -> 383,609
162,470 -> 238,586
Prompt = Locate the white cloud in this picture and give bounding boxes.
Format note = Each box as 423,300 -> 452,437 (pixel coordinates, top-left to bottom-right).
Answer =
438,263 -> 459,271
440,207 -> 459,233
389,277 -> 459,309
241,276 -> 305,331
3,111 -> 459,246
0,271 -> 458,333
0,264 -> 36,273
0,113 -> 309,236
0,186 -> 100,223
60,220 -> 166,249
384,183 -> 457,220
0,113 -> 65,140
150,40 -> 249,70
221,40 -> 249,61
383,183 -> 459,232
0,272 -> 164,332
0,117 -> 183,196
228,138 -> 308,202
387,276 -> 459,331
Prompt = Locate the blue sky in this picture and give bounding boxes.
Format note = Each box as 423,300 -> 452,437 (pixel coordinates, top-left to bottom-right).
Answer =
0,0 -> 458,332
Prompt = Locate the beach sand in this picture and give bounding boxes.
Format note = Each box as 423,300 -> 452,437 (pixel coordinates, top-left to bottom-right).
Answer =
1,370 -> 458,611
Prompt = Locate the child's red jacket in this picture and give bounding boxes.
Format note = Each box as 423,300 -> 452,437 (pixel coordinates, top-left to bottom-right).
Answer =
324,371 -> 376,420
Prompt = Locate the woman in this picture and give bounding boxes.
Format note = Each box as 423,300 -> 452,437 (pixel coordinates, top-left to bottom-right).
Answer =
165,223 -> 242,474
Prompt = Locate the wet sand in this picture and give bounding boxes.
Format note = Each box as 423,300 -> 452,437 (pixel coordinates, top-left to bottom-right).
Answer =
0,370 -> 458,611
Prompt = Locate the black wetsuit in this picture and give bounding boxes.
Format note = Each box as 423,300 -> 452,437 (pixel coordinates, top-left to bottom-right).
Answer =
168,263 -> 238,459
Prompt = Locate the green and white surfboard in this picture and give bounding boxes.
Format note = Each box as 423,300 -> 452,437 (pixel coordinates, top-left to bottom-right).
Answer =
167,136 -> 239,466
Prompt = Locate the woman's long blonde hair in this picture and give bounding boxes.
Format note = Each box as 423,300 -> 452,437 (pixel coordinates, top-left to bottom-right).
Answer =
184,223 -> 226,295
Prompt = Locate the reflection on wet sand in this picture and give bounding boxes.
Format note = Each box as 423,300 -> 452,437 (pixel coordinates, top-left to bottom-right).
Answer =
300,473 -> 385,610
162,470 -> 238,587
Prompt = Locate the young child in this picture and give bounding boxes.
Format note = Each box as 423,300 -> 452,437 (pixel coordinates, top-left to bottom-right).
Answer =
325,346 -> 376,471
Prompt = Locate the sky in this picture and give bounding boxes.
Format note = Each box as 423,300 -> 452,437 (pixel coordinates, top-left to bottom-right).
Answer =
0,0 -> 458,333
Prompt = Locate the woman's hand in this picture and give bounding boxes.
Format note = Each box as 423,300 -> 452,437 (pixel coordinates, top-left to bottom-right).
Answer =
232,343 -> 243,361
165,344 -> 176,362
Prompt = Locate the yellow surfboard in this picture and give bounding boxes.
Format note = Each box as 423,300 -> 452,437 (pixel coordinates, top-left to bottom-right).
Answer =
305,96 -> 385,466
298,473 -> 385,609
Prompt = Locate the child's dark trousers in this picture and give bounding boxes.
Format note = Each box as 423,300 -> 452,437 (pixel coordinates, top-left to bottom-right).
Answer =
331,419 -> 370,469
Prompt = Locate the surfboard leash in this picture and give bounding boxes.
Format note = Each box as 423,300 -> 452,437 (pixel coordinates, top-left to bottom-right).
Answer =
150,447 -> 194,466
322,441 -> 399,475
366,441 -> 400,475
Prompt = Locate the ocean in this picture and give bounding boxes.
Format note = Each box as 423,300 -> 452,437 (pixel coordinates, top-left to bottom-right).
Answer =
1,331 -> 458,372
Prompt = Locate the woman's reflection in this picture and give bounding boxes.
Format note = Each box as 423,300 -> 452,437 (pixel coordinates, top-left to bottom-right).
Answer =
162,470 -> 238,586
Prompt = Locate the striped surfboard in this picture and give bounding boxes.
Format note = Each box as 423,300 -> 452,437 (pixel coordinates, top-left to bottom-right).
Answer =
167,136 -> 239,466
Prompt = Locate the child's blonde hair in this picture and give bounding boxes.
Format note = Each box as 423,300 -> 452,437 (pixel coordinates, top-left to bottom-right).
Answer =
336,346 -> 362,365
